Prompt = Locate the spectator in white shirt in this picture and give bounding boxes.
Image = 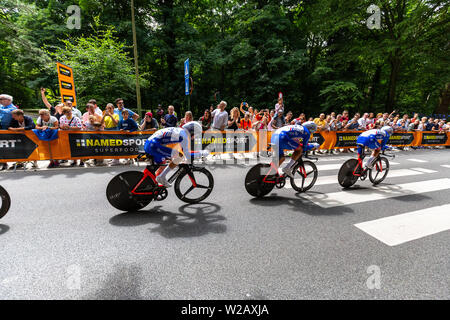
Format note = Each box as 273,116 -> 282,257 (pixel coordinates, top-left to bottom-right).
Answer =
275,98 -> 284,114
358,113 -> 369,130
211,101 -> 228,131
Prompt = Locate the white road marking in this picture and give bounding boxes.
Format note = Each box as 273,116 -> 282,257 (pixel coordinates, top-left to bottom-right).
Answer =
407,159 -> 428,163
441,165 -> 450,169
355,204 -> 450,246
284,167 -> 437,189
316,161 -> 399,172
300,178 -> 450,208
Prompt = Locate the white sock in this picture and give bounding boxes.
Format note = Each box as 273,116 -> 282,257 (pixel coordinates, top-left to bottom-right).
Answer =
286,159 -> 296,169
159,166 -> 173,179
364,156 -> 376,169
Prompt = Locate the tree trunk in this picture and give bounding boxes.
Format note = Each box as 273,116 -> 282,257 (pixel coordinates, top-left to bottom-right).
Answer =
385,51 -> 401,113
436,83 -> 450,115
368,65 -> 382,111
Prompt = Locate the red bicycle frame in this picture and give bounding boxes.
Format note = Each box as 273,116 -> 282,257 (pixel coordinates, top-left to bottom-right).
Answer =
131,168 -> 159,196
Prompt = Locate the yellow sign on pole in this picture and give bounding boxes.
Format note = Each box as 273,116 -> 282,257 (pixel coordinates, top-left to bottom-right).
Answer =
56,62 -> 77,107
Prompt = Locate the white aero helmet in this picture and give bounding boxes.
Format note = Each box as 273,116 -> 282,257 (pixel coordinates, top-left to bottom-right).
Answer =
182,121 -> 202,136
302,121 -> 318,134
381,126 -> 394,135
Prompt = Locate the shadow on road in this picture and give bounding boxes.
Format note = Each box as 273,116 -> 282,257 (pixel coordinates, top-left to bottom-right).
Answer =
83,263 -> 152,300
249,192 -> 354,216
0,224 -> 10,235
109,203 -> 227,239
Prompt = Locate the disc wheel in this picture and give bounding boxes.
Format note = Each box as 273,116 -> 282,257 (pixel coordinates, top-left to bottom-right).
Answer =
369,157 -> 390,185
244,164 -> 276,198
290,160 -> 318,193
338,159 -> 359,188
0,185 -> 11,219
106,171 -> 154,212
174,167 -> 214,204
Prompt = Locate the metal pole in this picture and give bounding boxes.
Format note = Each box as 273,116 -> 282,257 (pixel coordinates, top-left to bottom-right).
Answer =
131,0 -> 142,116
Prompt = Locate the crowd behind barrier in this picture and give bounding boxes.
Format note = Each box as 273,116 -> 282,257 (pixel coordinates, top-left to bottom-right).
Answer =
0,91 -> 449,169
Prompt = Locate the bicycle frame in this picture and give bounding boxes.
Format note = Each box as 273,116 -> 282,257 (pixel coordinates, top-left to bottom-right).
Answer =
261,158 -> 306,184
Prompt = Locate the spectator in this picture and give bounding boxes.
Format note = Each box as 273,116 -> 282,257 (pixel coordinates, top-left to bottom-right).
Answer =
155,104 -> 164,124
425,117 -> 435,131
65,99 -> 82,119
293,113 -> 306,125
88,99 -> 104,116
59,106 -> 84,167
341,110 -> 349,122
83,115 -> 98,131
199,109 -> 212,131
275,97 -> 284,114
140,112 -> 159,131
269,110 -> 286,131
239,102 -> 252,117
285,111 -> 293,124
345,114 -> 361,130
211,101 -> 228,131
330,115 -> 343,131
161,105 -> 178,128
253,115 -> 269,131
7,109 -> 36,170
408,119 -> 420,131
114,98 -> 139,122
358,113 -> 370,130
418,117 -> 428,131
40,88 -> 64,121
36,109 -> 59,168
118,109 -> 138,132
82,103 -> 102,129
240,112 -> 252,130
0,94 -> 17,170
8,109 -> 35,131
101,103 -> 120,131
227,107 -> 241,130
180,111 -> 194,127
314,113 -> 327,131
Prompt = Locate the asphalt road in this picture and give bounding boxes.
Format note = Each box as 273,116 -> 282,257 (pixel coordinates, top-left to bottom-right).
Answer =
0,148 -> 449,300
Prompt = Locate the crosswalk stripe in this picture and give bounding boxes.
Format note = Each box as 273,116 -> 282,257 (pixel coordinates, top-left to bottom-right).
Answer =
407,159 -> 428,163
441,165 -> 450,169
355,204 -> 450,246
284,167 -> 438,189
300,178 -> 450,208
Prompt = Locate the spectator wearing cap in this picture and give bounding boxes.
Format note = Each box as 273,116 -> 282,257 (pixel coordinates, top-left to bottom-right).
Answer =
140,112 -> 159,131
161,105 -> 178,128
101,103 -> 119,130
199,109 -> 212,131
114,98 -> 139,122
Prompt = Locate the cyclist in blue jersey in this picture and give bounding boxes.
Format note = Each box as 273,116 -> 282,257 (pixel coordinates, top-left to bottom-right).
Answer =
270,121 -> 319,178
356,126 -> 393,169
144,121 -> 207,187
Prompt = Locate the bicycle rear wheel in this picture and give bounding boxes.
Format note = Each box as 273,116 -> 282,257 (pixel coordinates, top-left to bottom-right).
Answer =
106,171 -> 154,212
290,160 -> 318,193
369,157 -> 389,185
338,159 -> 359,188
174,167 -> 214,204
244,164 -> 276,198
0,185 -> 11,219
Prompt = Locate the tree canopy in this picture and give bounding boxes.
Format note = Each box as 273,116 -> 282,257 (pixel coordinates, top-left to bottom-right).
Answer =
0,0 -> 448,115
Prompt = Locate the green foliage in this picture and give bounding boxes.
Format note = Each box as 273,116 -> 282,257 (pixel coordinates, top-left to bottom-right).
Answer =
0,0 -> 448,116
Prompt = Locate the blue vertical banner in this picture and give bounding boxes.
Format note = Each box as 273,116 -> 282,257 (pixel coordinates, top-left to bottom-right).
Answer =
184,59 -> 190,96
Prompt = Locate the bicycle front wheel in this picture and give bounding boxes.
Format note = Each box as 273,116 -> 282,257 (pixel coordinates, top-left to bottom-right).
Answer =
338,159 -> 359,188
290,160 -> 318,192
0,185 -> 11,219
106,171 -> 154,212
369,157 -> 390,185
244,164 -> 276,198
175,167 -> 214,204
